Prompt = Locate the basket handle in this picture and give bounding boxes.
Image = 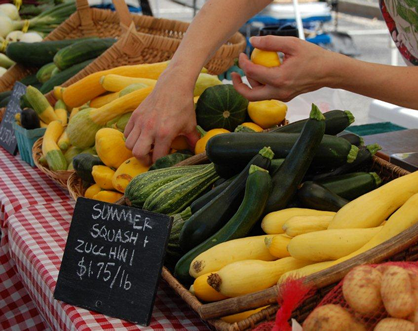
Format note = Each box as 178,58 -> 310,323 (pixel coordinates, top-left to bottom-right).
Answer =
116,21 -> 147,56
76,0 -> 96,34
112,0 -> 133,32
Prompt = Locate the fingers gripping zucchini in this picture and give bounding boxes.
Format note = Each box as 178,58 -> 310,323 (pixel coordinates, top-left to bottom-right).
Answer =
174,165 -> 272,285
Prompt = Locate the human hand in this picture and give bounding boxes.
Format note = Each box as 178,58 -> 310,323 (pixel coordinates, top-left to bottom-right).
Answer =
124,72 -> 200,165
232,36 -> 339,102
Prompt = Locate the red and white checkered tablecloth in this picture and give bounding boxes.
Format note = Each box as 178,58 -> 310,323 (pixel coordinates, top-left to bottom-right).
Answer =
0,147 -> 209,330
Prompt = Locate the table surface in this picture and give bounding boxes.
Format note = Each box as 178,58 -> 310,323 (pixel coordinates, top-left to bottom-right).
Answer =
0,147 -> 209,331
363,128 -> 418,160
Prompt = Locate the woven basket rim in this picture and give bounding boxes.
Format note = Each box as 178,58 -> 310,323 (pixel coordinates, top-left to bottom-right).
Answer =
32,137 -> 74,191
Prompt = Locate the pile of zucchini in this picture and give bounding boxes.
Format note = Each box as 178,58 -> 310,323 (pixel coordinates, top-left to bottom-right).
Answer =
124,106 -> 381,285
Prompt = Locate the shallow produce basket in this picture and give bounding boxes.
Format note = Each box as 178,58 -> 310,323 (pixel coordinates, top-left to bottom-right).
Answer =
0,0 -> 246,99
32,137 -> 74,191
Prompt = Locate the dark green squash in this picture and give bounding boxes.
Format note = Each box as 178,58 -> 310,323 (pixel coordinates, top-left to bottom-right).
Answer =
73,154 -> 104,183
195,84 -> 249,131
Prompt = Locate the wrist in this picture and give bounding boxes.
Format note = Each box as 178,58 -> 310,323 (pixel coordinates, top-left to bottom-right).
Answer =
157,65 -> 198,91
323,52 -> 354,89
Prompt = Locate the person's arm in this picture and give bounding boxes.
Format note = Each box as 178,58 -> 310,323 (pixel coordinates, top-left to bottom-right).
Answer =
125,0 -> 273,165
232,36 -> 418,109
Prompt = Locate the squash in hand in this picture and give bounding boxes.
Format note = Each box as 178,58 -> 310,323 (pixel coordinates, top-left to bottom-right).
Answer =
95,128 -> 133,169
112,157 -> 149,193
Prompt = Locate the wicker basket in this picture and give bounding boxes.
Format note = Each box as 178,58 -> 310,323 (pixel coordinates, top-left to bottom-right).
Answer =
32,137 -> 74,191
0,0 -> 246,96
158,156 -> 414,331
0,107 -> 5,123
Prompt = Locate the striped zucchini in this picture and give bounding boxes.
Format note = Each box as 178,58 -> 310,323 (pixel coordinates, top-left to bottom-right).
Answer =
143,163 -> 220,215
125,165 -> 207,208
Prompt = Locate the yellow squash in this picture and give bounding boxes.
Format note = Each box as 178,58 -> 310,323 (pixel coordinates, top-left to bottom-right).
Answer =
287,227 -> 382,262
283,215 -> 334,237
100,74 -> 157,92
67,86 -> 153,149
241,122 -> 263,132
93,190 -> 123,203
328,171 -> 418,229
192,273 -> 229,302
251,48 -> 281,67
95,128 -> 133,169
264,235 -> 291,258
261,208 -> 336,234
84,184 -> 102,199
42,121 -> 67,170
26,86 -> 58,124
195,127 -> 230,154
193,73 -> 222,97
221,306 -> 269,323
57,130 -> 70,151
190,235 -> 276,278
112,157 -> 149,193
54,100 -> 68,126
92,165 -> 115,190
89,92 -> 119,108
207,258 -> 312,297
62,61 -> 169,107
248,100 -> 287,129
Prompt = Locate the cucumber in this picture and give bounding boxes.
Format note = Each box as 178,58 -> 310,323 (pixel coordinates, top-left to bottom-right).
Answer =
270,110 -> 354,135
0,96 -> 11,108
298,181 -> 349,212
265,104 -> 326,214
54,38 -> 116,70
125,165 -> 207,208
337,132 -> 364,146
174,165 -> 272,285
180,147 -> 274,252
39,59 -> 94,94
0,91 -> 12,103
6,38 -> 97,67
206,132 -> 359,172
317,172 -> 382,201
36,63 -> 57,83
19,74 -> 39,86
311,144 -> 381,181
143,163 -> 220,215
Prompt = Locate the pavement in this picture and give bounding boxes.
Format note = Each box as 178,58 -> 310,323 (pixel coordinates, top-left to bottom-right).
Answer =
147,0 -> 409,126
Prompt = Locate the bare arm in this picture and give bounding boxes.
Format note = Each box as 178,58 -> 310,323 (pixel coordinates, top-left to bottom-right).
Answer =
233,36 -> 418,110
125,0 -> 272,165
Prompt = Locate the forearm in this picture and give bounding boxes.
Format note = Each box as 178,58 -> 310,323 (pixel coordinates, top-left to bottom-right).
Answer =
165,0 -> 272,85
329,54 -> 418,109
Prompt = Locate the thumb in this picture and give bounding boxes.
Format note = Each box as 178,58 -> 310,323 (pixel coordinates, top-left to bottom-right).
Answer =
250,36 -> 297,54
185,128 -> 200,149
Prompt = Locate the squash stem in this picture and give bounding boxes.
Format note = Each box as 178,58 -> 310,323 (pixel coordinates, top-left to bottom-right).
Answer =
370,172 -> 382,187
264,236 -> 272,248
344,110 -> 355,125
347,145 -> 359,164
309,103 -> 326,121
366,143 -> 382,156
249,164 -> 269,174
258,146 -> 275,160
196,125 -> 207,138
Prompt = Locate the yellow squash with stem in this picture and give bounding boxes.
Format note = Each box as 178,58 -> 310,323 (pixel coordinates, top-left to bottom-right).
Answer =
42,121 -> 67,170
95,128 -> 133,169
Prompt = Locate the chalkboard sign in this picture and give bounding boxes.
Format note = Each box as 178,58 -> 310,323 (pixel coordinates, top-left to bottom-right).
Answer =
0,82 -> 26,155
54,198 -> 173,326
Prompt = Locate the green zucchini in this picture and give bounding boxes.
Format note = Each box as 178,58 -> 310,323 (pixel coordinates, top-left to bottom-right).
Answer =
36,63 -> 57,83
149,153 -> 193,170
298,181 -> 349,211
337,132 -> 364,146
166,207 -> 193,268
206,132 -> 359,172
6,38 -> 97,67
19,74 -> 39,86
270,110 -> 354,135
54,38 -> 116,70
143,163 -> 220,215
125,165 -> 207,208
174,165 -> 272,285
180,147 -> 274,252
265,104 -> 326,214
0,91 -> 12,103
0,96 -> 11,108
39,59 -> 94,94
311,144 -> 381,181
316,172 -> 381,200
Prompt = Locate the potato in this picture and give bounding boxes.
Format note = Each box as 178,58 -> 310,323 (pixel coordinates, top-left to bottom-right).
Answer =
374,318 -> 414,331
381,266 -> 416,318
303,304 -> 365,331
342,265 -> 383,316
